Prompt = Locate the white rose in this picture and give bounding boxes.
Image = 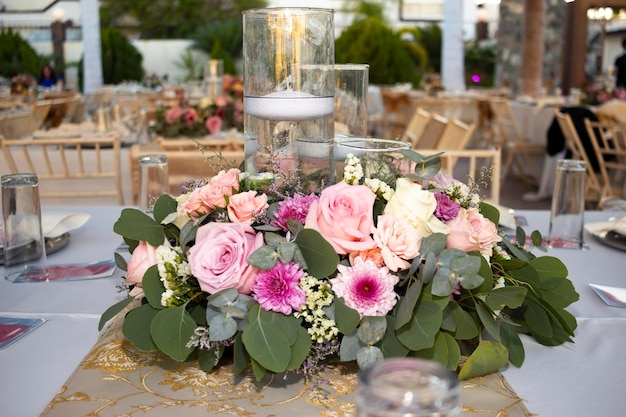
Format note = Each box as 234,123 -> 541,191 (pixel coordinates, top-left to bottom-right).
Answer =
384,178 -> 449,237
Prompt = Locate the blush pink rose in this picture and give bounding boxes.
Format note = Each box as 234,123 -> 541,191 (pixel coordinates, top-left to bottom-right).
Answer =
179,169 -> 241,217
125,241 -> 159,293
188,222 -> 264,294
372,214 -> 421,272
227,191 -> 269,224
165,106 -> 184,124
214,96 -> 228,107
304,181 -> 376,255
211,168 -> 240,192
349,247 -> 384,268
446,207 -> 502,258
205,115 -> 222,135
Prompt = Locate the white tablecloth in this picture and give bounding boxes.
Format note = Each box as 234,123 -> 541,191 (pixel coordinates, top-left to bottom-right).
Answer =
1,207 -> 625,417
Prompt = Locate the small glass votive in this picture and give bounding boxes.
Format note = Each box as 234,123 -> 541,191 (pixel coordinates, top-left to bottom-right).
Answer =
2,174 -> 49,282
548,159 -> 586,249
138,154 -> 169,211
335,138 -> 410,185
356,358 -> 461,417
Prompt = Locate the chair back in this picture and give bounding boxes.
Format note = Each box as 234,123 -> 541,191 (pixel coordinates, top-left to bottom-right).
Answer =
1,134 -> 124,205
554,110 -> 603,204
488,97 -> 521,148
437,118 -> 476,150
416,113 -> 448,149
0,110 -> 35,139
32,100 -> 52,130
401,107 -> 432,147
584,119 -> 626,200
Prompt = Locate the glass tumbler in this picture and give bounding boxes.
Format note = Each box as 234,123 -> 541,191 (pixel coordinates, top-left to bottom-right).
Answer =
357,358 -> 461,417
334,64 -> 370,138
335,138 -> 410,185
2,173 -> 48,282
548,159 -> 586,249
243,7 -> 335,191
138,154 -> 169,212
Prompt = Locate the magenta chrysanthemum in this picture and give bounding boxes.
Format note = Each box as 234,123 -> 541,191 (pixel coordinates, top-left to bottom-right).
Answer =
434,191 -> 460,222
271,193 -> 319,232
252,261 -> 306,315
330,258 -> 398,317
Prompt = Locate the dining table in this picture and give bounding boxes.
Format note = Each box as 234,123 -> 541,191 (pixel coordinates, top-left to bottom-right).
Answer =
1,205 -> 625,416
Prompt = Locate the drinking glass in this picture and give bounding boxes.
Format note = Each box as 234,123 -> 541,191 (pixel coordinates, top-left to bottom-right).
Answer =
2,173 -> 48,282
138,154 -> 169,211
334,64 -> 369,137
548,159 -> 586,248
356,358 -> 461,417
335,138 -> 410,185
243,7 -> 335,191
205,59 -> 224,99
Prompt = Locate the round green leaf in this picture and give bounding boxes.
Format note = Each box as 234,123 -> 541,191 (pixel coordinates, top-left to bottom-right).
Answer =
242,319 -> 291,373
294,229 -> 339,278
150,305 -> 197,361
142,265 -> 166,309
356,345 -> 384,369
358,316 -> 387,345
334,297 -> 361,335
340,331 -> 365,362
209,313 -> 238,341
458,340 -> 508,380
122,303 -> 159,352
287,326 -> 313,371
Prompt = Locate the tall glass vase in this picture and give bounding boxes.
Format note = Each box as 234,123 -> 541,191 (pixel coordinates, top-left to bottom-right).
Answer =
242,8 -> 335,192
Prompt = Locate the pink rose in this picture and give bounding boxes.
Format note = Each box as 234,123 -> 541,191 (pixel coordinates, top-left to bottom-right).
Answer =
372,214 -> 421,272
179,169 -> 240,217
304,181 -> 376,255
446,207 -> 502,258
349,247 -> 384,268
227,190 -> 269,224
205,115 -> 222,135
125,241 -> 159,294
214,96 -> 228,107
165,106 -> 184,124
188,222 -> 264,294
211,168 -> 240,192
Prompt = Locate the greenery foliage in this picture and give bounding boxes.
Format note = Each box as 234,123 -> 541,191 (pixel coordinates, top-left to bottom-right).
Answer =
0,29 -> 43,78
101,27 -> 144,84
191,17 -> 243,74
465,42 -> 496,87
335,17 -> 418,86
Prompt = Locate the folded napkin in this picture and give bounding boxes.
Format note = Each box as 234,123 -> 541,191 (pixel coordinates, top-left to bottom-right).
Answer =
589,284 -> 626,308
42,211 -> 90,238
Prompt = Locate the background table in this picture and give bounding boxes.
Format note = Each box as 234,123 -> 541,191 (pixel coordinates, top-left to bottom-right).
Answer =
1,207 -> 625,416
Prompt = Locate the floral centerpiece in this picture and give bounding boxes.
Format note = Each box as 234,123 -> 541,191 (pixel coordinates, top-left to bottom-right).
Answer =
581,81 -> 626,105
101,148 -> 578,382
10,73 -> 36,96
152,74 -> 244,137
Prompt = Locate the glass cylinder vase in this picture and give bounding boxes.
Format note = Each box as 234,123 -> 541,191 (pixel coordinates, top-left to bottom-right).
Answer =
242,7 -> 335,192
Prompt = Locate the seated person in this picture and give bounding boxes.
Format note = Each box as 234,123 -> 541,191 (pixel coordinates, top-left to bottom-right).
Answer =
38,64 -> 63,88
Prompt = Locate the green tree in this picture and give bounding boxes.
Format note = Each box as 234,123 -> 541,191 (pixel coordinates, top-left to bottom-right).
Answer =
101,27 -> 144,84
0,29 -> 43,78
191,17 -> 242,74
335,17 -> 417,86
420,24 -> 442,73
101,0 -> 267,39
464,42 -> 496,87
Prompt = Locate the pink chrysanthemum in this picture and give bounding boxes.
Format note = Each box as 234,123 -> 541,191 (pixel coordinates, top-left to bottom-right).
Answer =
434,192 -> 460,222
252,261 -> 306,315
330,258 -> 399,317
271,193 -> 319,232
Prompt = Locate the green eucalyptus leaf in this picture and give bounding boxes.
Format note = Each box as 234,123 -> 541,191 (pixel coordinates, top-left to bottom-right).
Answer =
531,257 -> 578,308
340,331 -> 365,361
259,308 -> 300,345
221,305 -> 248,319
472,255 -> 495,294
286,219 -> 304,235
334,297 -> 361,335
419,233 -> 447,259
478,202 -> 500,226
114,252 -> 127,271
531,230 -> 544,248
515,227 -> 527,248
99,296 -> 134,331
475,299 -> 500,342
122,303 -> 159,352
179,220 -> 199,250
250,357 -> 267,381
500,238 -> 530,262
150,306 -> 197,361
294,229 -> 339,278
277,242 -> 297,263
207,288 -> 239,307
113,208 -> 164,247
508,264 -> 541,293
414,331 -> 460,371
198,344 -> 224,372
522,297 -> 553,339
233,332 -> 250,375
458,340 -> 508,380
142,265 -> 166,309
242,317 -> 291,372
189,303 -> 207,326
254,224 -> 283,232
499,321 -> 525,367
396,300 -> 442,351
152,194 -> 178,223
264,231 -> 286,248
246,245 -> 279,270
444,301 -> 479,340
209,313 -> 238,341
484,286 -> 528,311
380,316 -> 409,358
356,346 -> 384,369
358,316 -> 387,345
421,252 -> 438,283
287,326 -> 313,371
395,277 -> 423,330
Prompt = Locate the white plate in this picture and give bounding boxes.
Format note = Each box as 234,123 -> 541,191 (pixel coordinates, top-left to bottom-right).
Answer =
585,221 -> 626,251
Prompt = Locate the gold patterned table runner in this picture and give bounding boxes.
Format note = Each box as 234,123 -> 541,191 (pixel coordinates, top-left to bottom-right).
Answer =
41,314 -> 534,417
